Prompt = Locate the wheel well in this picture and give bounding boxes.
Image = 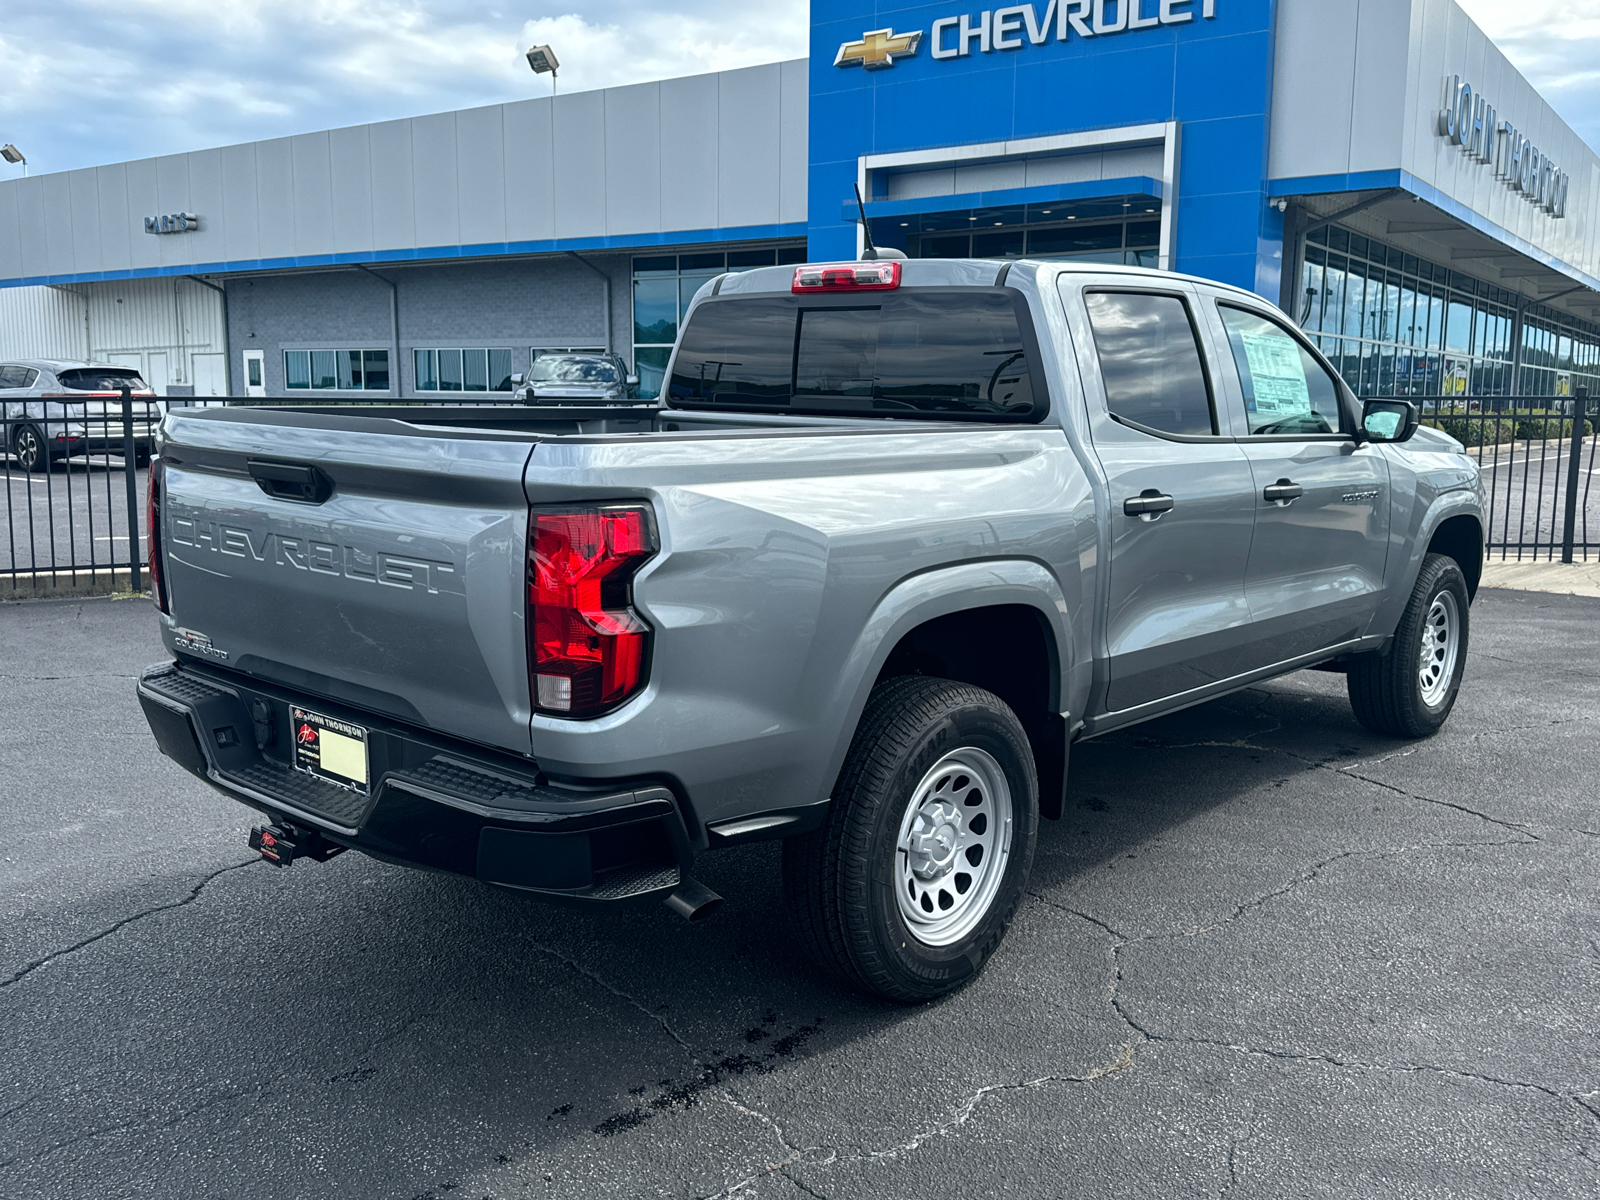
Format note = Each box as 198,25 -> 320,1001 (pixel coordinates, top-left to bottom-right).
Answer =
876,604 -> 1067,819
1427,515 -> 1483,599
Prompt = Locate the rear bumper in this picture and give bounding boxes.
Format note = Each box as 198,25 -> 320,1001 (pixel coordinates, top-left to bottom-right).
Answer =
137,661 -> 694,904
81,432 -> 154,454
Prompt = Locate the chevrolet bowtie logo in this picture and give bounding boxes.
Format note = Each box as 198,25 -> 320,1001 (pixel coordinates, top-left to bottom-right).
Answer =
834,27 -> 923,70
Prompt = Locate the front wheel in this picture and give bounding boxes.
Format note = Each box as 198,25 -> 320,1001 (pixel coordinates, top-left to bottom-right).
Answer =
1347,553 -> 1470,738
782,676 -> 1039,1003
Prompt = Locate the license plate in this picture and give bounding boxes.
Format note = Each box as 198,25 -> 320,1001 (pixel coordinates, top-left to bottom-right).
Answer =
290,708 -> 369,792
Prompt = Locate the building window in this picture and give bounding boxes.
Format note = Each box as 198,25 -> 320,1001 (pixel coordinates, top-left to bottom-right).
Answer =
414,348 -> 517,393
631,247 -> 805,399
285,349 -> 389,391
1298,225 -> 1600,398
913,218 -> 1159,266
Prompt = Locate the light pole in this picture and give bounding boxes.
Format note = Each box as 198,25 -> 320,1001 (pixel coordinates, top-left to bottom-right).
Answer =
1,145 -> 25,176
526,45 -> 559,96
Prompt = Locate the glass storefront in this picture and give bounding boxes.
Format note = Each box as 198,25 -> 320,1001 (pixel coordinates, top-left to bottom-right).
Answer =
912,217 -> 1159,266
632,246 -> 806,398
1298,225 -> 1600,399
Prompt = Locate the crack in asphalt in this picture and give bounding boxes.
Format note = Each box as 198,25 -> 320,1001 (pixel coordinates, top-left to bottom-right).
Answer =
0,859 -> 259,990
1262,745 -> 1547,841
517,940 -> 814,1200
692,1015 -> 1142,1195
773,1043 -> 1141,1185
1041,862 -> 1600,1141
0,1082 -> 264,1170
783,1174 -> 831,1200
523,939 -> 698,1059
0,1095 -> 41,1122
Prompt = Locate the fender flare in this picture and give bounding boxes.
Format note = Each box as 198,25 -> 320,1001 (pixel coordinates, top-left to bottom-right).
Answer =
1373,487 -> 1485,639
816,558 -> 1075,806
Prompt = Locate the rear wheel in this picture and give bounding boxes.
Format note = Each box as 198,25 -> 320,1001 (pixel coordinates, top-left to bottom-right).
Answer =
13,424 -> 54,473
1348,553 -> 1470,738
782,676 -> 1038,1003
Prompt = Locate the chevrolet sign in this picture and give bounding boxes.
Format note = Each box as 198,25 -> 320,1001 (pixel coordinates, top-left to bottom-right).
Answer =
836,0 -> 1216,68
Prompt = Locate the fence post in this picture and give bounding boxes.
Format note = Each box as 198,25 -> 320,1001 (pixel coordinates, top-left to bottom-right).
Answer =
1561,386 -> 1589,565
121,384 -> 142,591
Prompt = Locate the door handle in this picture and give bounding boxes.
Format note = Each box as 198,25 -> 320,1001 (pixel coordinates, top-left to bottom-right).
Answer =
1123,490 -> 1175,520
1263,479 -> 1303,505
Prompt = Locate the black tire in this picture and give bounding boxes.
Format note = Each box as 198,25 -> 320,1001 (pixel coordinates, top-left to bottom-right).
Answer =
13,424 -> 54,473
1348,553 -> 1470,738
782,676 -> 1039,1003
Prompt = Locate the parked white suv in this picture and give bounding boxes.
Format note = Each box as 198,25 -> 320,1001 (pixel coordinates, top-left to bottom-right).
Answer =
0,360 -> 159,473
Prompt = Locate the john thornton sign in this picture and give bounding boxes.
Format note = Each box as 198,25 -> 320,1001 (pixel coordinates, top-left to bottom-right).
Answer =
1440,76 -> 1568,219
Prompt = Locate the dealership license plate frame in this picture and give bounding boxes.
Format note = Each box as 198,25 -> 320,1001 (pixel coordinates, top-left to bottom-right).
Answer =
290,707 -> 371,793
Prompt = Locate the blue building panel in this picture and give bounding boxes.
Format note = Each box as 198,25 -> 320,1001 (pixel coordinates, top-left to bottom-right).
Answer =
807,0 -> 1282,291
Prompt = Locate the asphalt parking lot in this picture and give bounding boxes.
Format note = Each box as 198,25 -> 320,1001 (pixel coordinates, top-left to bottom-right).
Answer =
2,590 -> 1597,1199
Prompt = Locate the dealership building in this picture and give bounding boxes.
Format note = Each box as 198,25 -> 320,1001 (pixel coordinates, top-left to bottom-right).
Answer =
1,0 -> 1598,402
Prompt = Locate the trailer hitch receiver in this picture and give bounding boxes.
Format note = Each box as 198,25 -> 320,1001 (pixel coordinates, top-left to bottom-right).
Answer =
248,823 -> 347,868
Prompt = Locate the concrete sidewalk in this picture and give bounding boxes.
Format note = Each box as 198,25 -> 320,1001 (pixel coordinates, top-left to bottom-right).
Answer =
1481,558 -> 1600,597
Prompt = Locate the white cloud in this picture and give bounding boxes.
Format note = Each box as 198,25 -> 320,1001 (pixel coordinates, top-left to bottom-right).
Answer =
1456,0 -> 1600,147
0,0 -> 808,175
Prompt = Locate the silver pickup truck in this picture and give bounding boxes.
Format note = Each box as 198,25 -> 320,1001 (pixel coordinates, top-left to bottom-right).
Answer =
136,258 -> 1485,1002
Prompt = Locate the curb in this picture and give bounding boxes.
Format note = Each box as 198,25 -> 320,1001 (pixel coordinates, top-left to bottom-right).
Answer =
2,568 -> 148,602
1481,560 -> 1600,599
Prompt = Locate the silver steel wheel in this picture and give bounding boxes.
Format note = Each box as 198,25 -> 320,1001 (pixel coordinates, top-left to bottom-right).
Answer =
894,747 -> 1014,947
1418,589 -> 1460,709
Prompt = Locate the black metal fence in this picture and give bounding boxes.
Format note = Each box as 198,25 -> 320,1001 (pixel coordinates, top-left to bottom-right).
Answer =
2,390 -> 199,591
3,389 -> 1595,591
1404,390 -> 1595,563
1,393 -> 559,592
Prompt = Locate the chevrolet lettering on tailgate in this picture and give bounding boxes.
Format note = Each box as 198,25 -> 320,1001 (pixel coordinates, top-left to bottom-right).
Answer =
168,516 -> 455,594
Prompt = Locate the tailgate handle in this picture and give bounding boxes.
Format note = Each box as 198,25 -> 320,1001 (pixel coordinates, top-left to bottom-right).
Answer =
247,459 -> 333,504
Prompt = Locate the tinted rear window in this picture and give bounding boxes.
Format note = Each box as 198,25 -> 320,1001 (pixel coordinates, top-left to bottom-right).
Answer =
1083,292 -> 1215,437
57,368 -> 147,391
667,290 -> 1044,421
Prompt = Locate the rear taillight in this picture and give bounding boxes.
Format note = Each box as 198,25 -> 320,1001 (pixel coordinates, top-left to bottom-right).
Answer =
148,459 -> 168,613
792,260 -> 901,293
528,505 -> 657,718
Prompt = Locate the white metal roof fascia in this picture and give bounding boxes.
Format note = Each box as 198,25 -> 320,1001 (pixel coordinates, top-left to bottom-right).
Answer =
861,124 -> 1172,173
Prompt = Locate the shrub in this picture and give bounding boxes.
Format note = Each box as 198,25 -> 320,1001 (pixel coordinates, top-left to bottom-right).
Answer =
1421,409 -> 1592,446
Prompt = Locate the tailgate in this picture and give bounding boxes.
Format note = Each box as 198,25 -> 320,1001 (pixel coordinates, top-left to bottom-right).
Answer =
158,409 -> 537,754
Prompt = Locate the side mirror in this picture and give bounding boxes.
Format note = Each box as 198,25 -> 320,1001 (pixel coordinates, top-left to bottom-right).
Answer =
510,372 -> 524,386
626,374 -> 639,387
1361,399 -> 1419,444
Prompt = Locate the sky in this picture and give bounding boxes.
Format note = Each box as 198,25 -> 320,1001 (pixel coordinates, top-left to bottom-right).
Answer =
0,0 -> 1595,179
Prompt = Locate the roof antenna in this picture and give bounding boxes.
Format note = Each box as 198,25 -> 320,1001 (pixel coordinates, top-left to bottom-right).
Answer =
854,183 -> 905,261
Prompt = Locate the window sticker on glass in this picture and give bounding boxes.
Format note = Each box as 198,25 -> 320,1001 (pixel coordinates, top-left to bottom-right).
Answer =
1218,304 -> 1344,436
1238,330 -> 1311,419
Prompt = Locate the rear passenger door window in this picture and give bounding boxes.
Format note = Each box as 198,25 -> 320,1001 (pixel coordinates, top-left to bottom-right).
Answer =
1083,291 -> 1216,437
1216,305 -> 1344,436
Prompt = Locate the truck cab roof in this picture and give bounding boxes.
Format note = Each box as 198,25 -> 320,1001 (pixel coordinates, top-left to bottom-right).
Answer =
712,257 -> 1273,310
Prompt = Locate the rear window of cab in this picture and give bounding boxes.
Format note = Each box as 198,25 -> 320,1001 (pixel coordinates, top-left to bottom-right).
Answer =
667,288 -> 1047,422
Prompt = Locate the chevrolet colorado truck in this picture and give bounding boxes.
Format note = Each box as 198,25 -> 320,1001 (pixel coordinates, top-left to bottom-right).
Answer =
136,257 -> 1485,1002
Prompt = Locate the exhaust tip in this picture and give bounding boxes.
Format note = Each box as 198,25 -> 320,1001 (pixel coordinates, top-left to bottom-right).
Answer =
664,875 -> 724,922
